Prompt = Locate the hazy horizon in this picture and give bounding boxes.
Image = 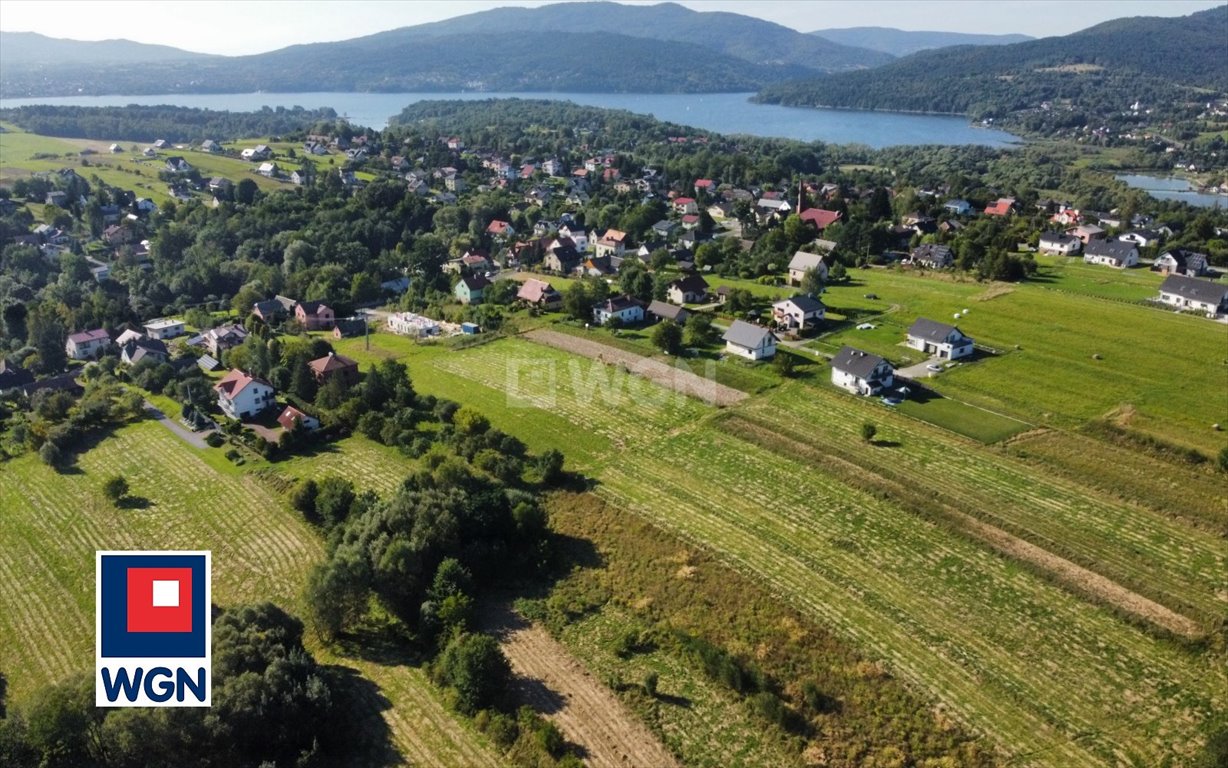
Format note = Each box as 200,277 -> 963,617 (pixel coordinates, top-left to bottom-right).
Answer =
0,0 -> 1222,56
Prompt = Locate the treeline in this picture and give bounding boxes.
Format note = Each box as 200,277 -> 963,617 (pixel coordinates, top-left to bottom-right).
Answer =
0,105 -> 341,143
0,603 -> 381,767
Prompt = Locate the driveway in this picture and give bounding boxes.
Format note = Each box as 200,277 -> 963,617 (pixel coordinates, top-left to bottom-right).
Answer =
144,400 -> 212,449
897,356 -> 944,380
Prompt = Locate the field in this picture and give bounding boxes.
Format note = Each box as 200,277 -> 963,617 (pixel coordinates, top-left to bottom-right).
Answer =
0,122 -> 292,205
394,335 -> 1227,766
0,419 -> 505,766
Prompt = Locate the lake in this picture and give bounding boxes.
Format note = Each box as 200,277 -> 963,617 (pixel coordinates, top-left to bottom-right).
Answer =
0,91 -> 1021,149
1116,173 -> 1225,208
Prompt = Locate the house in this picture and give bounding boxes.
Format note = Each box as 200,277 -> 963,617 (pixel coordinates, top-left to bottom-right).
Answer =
672,197 -> 698,215
558,226 -> 588,252
214,369 -> 276,420
455,274 -> 491,305
240,145 -> 271,161
666,274 -> 709,305
517,278 -> 562,309
722,320 -> 777,361
593,229 -> 628,258
199,140 -> 221,153
381,276 -> 411,294
798,208 -> 842,231
257,162 -> 278,178
906,318 -> 974,360
164,157 -> 192,174
197,354 -> 221,373
293,300 -> 335,331
208,177 -> 233,196
252,295 -> 297,324
707,202 -> 733,219
787,250 -> 829,285
152,139 -> 169,150
910,244 -> 954,269
694,179 -> 715,195
0,359 -> 34,393
592,295 -> 645,325
308,352 -> 360,387
772,295 -> 826,331
486,220 -> 515,238
114,328 -> 144,348
1083,240 -> 1139,268
543,241 -> 582,274
1038,232 -> 1081,255
331,318 -> 366,339
45,190 -> 68,207
65,328 -> 110,360
831,347 -> 895,395
1157,274 -> 1228,315
715,286 -> 732,304
580,255 -> 616,277
143,318 -> 185,340
1155,249 -> 1210,277
24,373 -> 83,399
652,220 -> 679,239
646,300 -> 690,324
277,405 -> 320,433
202,324 -> 248,357
121,338 -> 169,366
983,198 -> 1016,217
1119,229 -> 1163,248
1068,224 -> 1105,244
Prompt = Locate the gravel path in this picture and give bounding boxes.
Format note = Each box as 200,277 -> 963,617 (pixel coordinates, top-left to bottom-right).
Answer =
143,400 -> 212,449
523,329 -> 746,407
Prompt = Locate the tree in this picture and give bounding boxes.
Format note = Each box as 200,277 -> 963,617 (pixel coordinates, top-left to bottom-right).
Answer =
800,266 -> 824,296
235,178 -> 258,205
651,320 -> 683,355
828,261 -> 848,283
102,475 -> 128,504
433,632 -> 511,715
27,304 -> 66,373
861,422 -> 877,442
684,313 -> 715,347
773,352 -> 796,377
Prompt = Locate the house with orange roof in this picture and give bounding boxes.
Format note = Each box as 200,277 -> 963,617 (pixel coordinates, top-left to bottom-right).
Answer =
214,369 -> 275,420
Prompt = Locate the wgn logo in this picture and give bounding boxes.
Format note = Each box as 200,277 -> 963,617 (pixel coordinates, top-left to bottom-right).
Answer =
96,551 -> 211,707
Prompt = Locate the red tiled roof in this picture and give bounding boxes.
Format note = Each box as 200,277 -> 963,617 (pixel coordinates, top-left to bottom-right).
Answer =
214,369 -> 271,399
308,353 -> 358,375
799,208 -> 842,229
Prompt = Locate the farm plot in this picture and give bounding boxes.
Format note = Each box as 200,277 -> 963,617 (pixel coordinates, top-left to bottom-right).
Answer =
427,338 -> 709,469
276,434 -> 415,495
0,421 -> 510,767
596,425 -> 1227,767
739,385 -> 1228,626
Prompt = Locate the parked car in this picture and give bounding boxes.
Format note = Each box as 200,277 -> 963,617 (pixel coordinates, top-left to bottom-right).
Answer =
926,363 -> 943,372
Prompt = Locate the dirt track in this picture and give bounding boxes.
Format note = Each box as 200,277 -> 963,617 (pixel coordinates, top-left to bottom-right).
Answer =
483,605 -> 681,768
523,329 -> 746,407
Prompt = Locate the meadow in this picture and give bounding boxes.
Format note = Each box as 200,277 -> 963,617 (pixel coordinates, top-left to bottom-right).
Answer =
0,418 -> 505,766
402,336 -> 1227,767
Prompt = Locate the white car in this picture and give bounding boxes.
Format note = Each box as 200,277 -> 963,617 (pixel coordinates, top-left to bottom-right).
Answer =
926,364 -> 943,372
856,323 -> 875,330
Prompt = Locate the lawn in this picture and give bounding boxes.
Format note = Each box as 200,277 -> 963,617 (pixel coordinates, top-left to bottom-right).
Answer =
0,418 -> 505,766
895,393 -> 1031,443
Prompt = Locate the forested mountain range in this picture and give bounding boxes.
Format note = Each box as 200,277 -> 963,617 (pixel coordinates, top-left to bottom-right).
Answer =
0,2 -> 888,98
759,6 -> 1228,119
809,27 -> 1032,56
0,31 -> 213,67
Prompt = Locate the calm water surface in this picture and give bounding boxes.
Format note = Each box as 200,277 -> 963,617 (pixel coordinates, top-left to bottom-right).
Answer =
0,91 -> 1021,149
1115,174 -> 1225,208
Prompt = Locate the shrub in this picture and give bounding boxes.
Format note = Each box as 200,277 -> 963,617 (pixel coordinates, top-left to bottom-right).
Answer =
102,474 -> 128,503
861,422 -> 877,442
204,432 -> 225,448
642,671 -> 659,697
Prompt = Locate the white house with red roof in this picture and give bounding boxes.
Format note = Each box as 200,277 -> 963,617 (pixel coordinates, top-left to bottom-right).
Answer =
277,405 -> 320,432
486,220 -> 515,238
214,369 -> 276,420
65,328 -> 111,360
694,179 -> 715,195
672,197 -> 698,215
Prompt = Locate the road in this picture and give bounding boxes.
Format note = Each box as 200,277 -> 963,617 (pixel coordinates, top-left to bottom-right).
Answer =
143,400 -> 212,449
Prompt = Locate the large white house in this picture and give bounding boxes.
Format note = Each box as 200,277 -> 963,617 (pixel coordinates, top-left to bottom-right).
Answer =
1155,248 -> 1209,277
143,318 -> 185,340
1038,231 -> 1081,255
906,318 -> 974,360
214,369 -> 276,420
772,295 -> 826,330
592,295 -> 644,325
666,275 -> 709,305
1157,274 -> 1228,316
831,346 -> 895,396
65,328 -> 110,360
722,320 -> 777,360
1083,240 -> 1139,268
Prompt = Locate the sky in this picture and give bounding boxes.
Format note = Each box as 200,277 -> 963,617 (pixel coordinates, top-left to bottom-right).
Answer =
0,0 -> 1222,56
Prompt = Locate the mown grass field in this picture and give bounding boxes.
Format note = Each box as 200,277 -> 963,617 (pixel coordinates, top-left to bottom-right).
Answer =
0,418 -> 505,766
404,336 -> 1228,767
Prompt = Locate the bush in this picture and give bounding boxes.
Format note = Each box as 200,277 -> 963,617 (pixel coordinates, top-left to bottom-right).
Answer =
204,432 -> 225,448
861,422 -> 877,442
642,671 -> 659,697
102,474 -> 128,503
433,632 -> 511,716
38,441 -> 61,467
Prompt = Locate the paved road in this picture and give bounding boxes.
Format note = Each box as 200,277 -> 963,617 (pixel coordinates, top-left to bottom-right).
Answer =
143,400 -> 212,449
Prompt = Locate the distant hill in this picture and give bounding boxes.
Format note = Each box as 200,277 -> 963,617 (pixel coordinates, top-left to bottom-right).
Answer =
0,2 -> 892,97
809,27 -> 1032,56
759,7 -> 1228,118
0,31 -> 210,67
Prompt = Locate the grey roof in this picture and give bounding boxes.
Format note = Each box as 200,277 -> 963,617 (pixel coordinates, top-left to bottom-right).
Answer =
1039,231 -> 1078,244
779,294 -> 826,313
1161,248 -> 1209,271
600,294 -> 643,312
788,250 -> 827,272
908,318 -> 966,344
197,354 -> 221,372
1159,274 -> 1228,304
1084,240 -> 1136,260
831,346 -> 892,379
647,300 -> 689,322
669,274 -> 709,294
460,274 -> 491,291
722,320 -> 775,349
911,244 -> 953,264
